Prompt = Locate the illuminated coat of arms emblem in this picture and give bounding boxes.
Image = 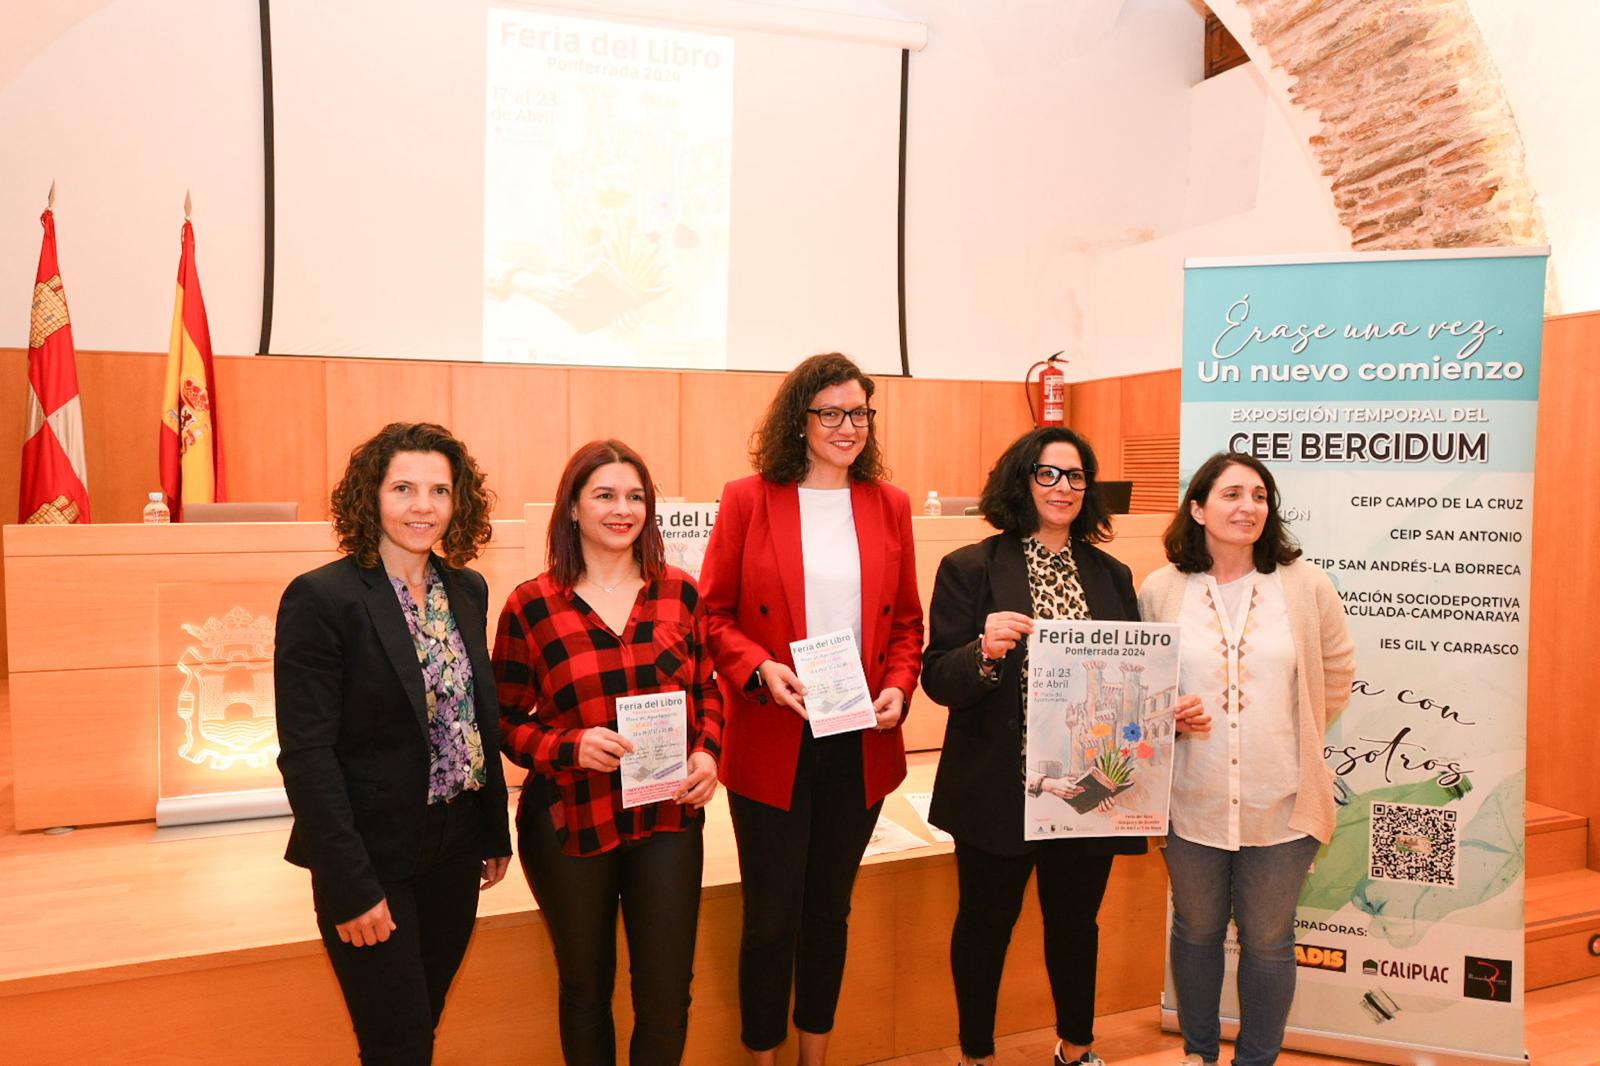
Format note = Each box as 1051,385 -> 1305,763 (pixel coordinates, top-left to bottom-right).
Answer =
175,606 -> 279,770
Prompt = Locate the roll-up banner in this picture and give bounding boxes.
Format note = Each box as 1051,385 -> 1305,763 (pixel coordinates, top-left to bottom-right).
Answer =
1170,248 -> 1547,1065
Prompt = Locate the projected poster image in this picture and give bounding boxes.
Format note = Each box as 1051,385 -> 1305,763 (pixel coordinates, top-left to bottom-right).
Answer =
485,9 -> 733,369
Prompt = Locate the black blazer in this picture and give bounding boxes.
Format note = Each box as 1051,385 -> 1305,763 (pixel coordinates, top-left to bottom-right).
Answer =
275,555 -> 512,924
923,533 -> 1147,859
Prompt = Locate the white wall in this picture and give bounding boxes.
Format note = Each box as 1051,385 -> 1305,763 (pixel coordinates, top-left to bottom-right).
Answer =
893,0 -> 1205,381
0,0 -> 264,356
1468,0 -> 1600,315
1079,63 -> 1348,379
3,0 -> 1592,380
2,0 -> 1210,377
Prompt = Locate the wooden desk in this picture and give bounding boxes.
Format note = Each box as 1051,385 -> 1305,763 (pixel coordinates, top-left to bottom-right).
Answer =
2,513 -> 1169,830
0,521 -> 529,830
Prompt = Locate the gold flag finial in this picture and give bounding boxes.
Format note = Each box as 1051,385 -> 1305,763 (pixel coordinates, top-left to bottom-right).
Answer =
47,179 -> 56,211
184,189 -> 192,220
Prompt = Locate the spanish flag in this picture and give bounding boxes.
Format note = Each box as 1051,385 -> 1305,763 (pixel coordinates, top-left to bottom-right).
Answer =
159,208 -> 225,520
19,194 -> 91,525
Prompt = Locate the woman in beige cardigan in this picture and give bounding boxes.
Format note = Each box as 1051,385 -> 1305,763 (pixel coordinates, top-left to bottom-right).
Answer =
1138,451 -> 1354,1066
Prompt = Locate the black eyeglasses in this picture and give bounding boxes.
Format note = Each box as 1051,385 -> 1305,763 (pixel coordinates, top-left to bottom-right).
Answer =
806,407 -> 876,428
1031,463 -> 1088,490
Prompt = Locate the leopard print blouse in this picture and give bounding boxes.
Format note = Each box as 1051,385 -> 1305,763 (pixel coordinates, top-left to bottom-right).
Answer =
1017,536 -> 1091,777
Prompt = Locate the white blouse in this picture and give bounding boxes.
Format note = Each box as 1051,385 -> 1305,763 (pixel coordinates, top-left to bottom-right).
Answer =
1169,569 -> 1301,850
798,487 -> 863,651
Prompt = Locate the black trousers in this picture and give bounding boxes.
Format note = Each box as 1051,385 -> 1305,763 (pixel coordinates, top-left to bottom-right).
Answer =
727,731 -> 883,1051
518,801 -> 704,1066
950,840 -> 1116,1058
313,793 -> 485,1066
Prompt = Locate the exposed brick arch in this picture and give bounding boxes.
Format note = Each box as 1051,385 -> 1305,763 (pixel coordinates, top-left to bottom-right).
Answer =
1212,0 -> 1545,251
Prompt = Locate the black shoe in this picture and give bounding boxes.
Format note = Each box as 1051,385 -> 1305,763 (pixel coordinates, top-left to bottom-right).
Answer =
1055,1049 -> 1106,1066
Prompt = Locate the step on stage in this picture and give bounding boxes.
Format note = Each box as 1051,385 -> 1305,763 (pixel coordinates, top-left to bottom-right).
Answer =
0,752 -> 1170,1065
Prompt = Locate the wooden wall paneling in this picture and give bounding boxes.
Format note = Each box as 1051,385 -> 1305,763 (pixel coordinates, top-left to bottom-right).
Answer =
1,349 -> 27,527
448,363 -> 570,516
212,355 -> 329,518
1122,436 -> 1181,514
75,350 -> 167,523
979,379 -> 1035,479
567,368 -> 683,494
476,532 -> 534,790
880,377 -> 984,503
1,349 -> 24,674
868,366 -> 895,476
11,667 -> 157,829
1527,311 -> 1600,863
1069,377 -> 1125,479
0,544 -> 7,679
1119,369 -> 1182,439
321,359 -> 453,489
1105,513 -> 1174,589
475,522 -> 531,623
904,515 -> 991,752
677,371 -> 779,501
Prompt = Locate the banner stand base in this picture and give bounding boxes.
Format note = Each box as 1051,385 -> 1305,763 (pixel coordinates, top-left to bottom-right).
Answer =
156,788 -> 291,828
1159,1006 -> 1527,1066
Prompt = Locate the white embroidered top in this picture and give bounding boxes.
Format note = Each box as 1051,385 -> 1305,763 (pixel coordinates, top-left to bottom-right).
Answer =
1169,569 -> 1302,849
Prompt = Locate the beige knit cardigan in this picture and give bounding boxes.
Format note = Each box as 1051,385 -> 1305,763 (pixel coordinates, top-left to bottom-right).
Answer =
1138,558 -> 1357,845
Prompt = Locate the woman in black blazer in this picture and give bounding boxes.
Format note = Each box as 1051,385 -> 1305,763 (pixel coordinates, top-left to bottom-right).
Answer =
923,426 -> 1143,1066
275,422 -> 513,1066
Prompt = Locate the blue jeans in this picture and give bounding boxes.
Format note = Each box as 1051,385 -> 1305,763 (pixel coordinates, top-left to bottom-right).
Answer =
1162,832 -> 1321,1066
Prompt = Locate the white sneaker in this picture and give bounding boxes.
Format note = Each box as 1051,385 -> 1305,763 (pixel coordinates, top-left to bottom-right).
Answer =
1178,1055 -> 1216,1066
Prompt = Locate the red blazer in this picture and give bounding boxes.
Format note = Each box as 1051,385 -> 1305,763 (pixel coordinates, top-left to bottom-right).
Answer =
699,474 -> 924,810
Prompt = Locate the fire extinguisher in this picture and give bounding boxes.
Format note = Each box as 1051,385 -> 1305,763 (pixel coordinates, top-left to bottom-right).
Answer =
1025,351 -> 1067,427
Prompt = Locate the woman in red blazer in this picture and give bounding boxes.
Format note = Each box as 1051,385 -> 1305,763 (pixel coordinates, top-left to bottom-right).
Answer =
699,352 -> 924,1065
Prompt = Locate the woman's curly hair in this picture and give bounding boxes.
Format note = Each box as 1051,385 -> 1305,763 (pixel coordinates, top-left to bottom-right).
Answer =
330,422 -> 495,569
1162,450 -> 1302,574
749,352 -> 888,484
979,426 -> 1113,544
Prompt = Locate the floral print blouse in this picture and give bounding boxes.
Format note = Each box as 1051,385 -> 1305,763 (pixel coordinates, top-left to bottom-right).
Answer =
391,570 -> 488,803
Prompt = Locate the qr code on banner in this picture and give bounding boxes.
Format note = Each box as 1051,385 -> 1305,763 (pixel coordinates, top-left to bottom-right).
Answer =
1369,802 -> 1458,886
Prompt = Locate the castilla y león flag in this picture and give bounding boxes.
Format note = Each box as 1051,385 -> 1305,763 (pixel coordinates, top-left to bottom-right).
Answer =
160,216 -> 225,520
19,207 -> 90,525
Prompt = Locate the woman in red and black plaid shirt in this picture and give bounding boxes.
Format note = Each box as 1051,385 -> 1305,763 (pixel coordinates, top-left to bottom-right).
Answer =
493,439 -> 723,1066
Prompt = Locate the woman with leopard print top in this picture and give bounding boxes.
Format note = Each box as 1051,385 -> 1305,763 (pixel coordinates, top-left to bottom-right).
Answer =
923,426 -> 1147,1066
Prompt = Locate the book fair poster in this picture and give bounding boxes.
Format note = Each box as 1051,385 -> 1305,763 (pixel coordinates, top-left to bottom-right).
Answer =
1174,248 -> 1546,1064
615,691 -> 689,809
483,7 -> 733,368
1024,620 -> 1180,839
656,503 -> 718,581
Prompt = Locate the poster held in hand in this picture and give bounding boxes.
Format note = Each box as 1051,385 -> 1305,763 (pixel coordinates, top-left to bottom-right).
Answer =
1024,619 -> 1179,839
790,628 -> 876,737
615,691 -> 688,808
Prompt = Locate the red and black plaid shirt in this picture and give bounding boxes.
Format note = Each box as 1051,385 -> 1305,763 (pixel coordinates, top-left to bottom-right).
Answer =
493,567 -> 723,857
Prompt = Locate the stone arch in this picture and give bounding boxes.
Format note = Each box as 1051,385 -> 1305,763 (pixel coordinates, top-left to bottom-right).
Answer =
1207,0 -> 1545,252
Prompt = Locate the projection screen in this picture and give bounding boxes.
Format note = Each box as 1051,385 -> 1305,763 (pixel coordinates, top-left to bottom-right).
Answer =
267,0 -> 922,375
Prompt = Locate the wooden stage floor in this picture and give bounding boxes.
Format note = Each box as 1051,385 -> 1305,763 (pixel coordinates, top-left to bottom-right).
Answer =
1,682 -> 1592,1064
